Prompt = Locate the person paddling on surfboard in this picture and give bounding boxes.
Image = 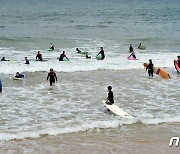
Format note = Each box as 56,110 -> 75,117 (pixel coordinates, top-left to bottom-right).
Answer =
47,68 -> 57,86
1,57 -> 9,61
15,72 -> 25,78
59,51 -> 69,61
50,43 -> 54,51
96,47 -> 105,60
76,48 -> 82,53
105,86 -> 114,105
146,59 -> 154,78
36,51 -> 43,61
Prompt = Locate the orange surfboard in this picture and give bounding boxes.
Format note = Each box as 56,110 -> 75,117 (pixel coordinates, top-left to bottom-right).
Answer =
143,63 -> 171,79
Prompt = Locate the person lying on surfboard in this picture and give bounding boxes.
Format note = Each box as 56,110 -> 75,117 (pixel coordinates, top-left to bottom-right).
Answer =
1,57 -> 9,61
15,72 -> 25,78
86,55 -> 91,59
96,47 -> 105,60
146,59 -> 154,78
47,68 -> 57,86
76,48 -> 82,53
59,51 -> 69,61
105,86 -> 114,105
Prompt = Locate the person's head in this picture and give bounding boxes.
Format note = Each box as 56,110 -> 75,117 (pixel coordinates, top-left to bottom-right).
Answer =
16,72 -> 19,75
149,59 -> 152,63
177,55 -> 180,59
25,57 -> 27,59
139,43 -> 141,45
50,68 -> 53,72
100,47 -> 103,50
38,51 -> 40,54
130,44 -> 132,46
76,48 -> 79,50
107,86 -> 112,91
63,51 -> 65,54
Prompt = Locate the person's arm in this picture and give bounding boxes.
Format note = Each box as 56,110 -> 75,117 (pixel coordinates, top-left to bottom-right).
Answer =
55,73 -> 57,81
128,53 -> 133,58
47,73 -> 50,80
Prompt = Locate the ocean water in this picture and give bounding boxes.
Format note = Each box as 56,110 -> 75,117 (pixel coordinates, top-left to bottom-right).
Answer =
0,0 -> 180,153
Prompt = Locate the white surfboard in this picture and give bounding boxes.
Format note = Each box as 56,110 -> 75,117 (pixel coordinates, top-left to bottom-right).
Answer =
103,100 -> 134,118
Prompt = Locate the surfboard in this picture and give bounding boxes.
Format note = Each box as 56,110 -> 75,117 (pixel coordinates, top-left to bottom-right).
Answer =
174,60 -> 180,73
47,48 -> 53,51
13,77 -> 23,80
96,55 -> 102,60
103,100 -> 134,118
137,46 -> 146,50
143,63 -> 171,79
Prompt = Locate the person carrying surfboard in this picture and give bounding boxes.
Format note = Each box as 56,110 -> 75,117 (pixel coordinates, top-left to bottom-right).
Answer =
96,47 -> 105,60
47,68 -> 57,86
59,51 -> 69,61
105,86 -> 114,105
146,59 -> 154,78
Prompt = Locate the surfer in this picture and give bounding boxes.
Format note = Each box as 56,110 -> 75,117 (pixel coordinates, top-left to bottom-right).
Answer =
129,44 -> 134,53
47,68 -> 57,86
36,51 -> 43,61
137,43 -> 141,49
25,57 -> 30,64
146,59 -> 154,78
86,55 -> 91,59
105,86 -> 114,105
96,47 -> 105,60
0,77 -> 2,93
50,43 -> 54,51
15,72 -> 25,78
59,51 -> 69,61
177,55 -> 180,67
76,48 -> 81,53
1,57 -> 9,61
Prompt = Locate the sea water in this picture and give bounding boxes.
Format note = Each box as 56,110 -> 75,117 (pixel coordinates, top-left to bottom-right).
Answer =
0,0 -> 180,153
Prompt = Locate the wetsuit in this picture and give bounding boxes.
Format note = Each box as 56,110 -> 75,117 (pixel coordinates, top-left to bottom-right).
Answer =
59,54 -> 68,61
36,53 -> 42,61
129,46 -> 134,52
178,60 -> 180,68
15,74 -> 25,78
107,90 -> 114,105
0,78 -> 2,92
25,59 -> 30,64
97,50 -> 105,60
47,72 -> 57,86
147,63 -> 154,77
50,45 -> 54,50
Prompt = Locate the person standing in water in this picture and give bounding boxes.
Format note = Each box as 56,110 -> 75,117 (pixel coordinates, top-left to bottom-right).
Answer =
47,68 -> 57,86
50,43 -> 54,51
146,59 -> 154,78
96,47 -> 105,60
129,44 -> 134,53
59,51 -> 69,61
36,51 -> 43,61
105,86 -> 114,105
25,57 -> 30,64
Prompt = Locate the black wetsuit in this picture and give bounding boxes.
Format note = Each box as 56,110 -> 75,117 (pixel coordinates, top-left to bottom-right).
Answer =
36,54 -> 42,61
178,60 -> 180,68
148,63 -> 154,77
59,54 -> 68,61
50,46 -> 54,50
47,72 -> 57,86
107,91 -> 114,105
129,46 -> 134,52
98,50 -> 105,60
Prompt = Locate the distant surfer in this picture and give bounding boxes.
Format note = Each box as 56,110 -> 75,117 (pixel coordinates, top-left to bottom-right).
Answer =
36,51 -> 43,61
137,43 -> 141,49
105,86 -> 114,105
50,43 -> 54,51
59,51 -> 69,61
86,55 -> 91,59
1,57 -> 9,61
47,68 -> 57,86
146,59 -> 154,78
0,77 -> 2,93
15,72 -> 25,78
96,47 -> 105,60
25,57 -> 30,64
129,44 -> 134,53
76,48 -> 81,53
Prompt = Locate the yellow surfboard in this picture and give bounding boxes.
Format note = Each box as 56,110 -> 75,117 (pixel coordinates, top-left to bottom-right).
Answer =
143,63 -> 171,79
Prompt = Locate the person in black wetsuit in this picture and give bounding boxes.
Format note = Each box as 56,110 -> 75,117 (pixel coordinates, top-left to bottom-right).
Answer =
1,57 -> 9,61
59,51 -> 69,61
96,47 -> 105,60
177,55 -> 180,68
106,86 -> 114,105
146,59 -> 154,78
47,68 -> 57,86
36,51 -> 43,61
129,44 -> 134,53
50,43 -> 54,51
